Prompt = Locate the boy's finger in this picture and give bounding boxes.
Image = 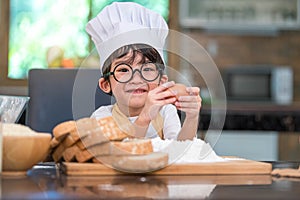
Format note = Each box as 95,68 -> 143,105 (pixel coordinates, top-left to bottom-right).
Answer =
160,81 -> 175,90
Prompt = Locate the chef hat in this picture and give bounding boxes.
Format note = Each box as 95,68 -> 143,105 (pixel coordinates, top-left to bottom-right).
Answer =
86,2 -> 169,74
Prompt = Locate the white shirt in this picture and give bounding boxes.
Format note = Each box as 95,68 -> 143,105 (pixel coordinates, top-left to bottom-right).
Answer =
91,104 -> 181,139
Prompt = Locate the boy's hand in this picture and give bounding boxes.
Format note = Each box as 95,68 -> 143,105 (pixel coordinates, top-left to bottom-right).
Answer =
174,87 -> 202,119
138,81 -> 177,124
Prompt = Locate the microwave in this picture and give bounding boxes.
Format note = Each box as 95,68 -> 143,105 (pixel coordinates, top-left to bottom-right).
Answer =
222,66 -> 293,104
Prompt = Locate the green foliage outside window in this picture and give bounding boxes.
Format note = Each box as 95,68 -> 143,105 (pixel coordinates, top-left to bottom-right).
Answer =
8,0 -> 169,79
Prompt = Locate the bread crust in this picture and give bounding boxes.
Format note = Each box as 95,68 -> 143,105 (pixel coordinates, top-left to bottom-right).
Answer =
111,139 -> 153,155
97,117 -> 129,141
80,128 -> 109,149
96,152 -> 169,173
52,120 -> 76,141
63,144 -> 80,162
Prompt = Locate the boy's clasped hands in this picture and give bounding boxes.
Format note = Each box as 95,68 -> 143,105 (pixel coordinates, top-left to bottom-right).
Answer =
140,81 -> 202,123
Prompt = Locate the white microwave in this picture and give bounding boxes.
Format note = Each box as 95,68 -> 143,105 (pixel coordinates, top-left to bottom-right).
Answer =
222,66 -> 293,105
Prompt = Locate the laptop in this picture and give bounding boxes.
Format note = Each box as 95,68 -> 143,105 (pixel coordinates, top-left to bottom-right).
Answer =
26,68 -> 112,133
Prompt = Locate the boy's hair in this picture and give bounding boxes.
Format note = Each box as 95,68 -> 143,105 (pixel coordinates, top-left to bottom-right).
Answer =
102,43 -> 165,80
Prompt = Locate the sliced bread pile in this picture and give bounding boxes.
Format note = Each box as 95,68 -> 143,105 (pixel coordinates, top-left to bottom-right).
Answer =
49,117 -> 168,172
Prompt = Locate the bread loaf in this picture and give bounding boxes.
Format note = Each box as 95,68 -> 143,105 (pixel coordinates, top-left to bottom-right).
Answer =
50,116 -> 164,174
96,152 -> 169,173
3,123 -> 39,136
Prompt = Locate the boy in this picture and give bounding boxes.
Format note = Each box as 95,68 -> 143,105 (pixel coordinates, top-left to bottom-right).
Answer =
86,2 -> 201,140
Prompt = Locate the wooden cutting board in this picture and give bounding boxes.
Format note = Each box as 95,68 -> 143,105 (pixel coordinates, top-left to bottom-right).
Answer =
60,158 -> 272,176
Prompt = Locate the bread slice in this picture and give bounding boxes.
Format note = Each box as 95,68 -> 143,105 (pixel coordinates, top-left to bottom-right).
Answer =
97,116 -> 129,141
75,148 -> 94,163
75,118 -> 99,139
69,129 -> 80,142
50,137 -> 60,148
62,134 -> 77,148
80,127 -> 109,149
75,140 -> 86,150
62,144 -> 80,162
75,143 -> 111,163
52,143 -> 65,162
66,118 -> 100,144
86,139 -> 153,157
85,139 -> 153,165
111,139 -> 153,155
95,152 -> 169,173
52,120 -> 76,141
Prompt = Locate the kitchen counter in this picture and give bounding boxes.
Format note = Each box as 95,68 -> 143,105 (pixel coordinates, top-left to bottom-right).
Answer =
1,162 -> 299,199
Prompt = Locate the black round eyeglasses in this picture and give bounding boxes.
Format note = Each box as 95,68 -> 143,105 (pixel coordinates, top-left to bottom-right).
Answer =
103,62 -> 163,83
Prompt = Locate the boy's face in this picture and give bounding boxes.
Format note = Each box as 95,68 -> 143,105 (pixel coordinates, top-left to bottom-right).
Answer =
99,51 -> 167,115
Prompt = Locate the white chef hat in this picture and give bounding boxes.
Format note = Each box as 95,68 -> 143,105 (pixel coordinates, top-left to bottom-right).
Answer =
86,2 -> 169,74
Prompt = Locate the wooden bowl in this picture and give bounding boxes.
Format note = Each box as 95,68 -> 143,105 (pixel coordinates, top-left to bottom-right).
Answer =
3,133 -> 51,173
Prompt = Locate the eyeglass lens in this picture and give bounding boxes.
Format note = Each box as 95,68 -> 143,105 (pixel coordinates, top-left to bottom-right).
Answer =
113,63 -> 160,83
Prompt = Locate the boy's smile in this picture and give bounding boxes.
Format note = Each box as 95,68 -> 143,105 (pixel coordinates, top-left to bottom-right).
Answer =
114,83 -> 152,116
125,85 -> 148,94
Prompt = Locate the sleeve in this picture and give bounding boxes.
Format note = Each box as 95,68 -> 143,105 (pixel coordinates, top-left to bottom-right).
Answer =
161,104 -> 181,139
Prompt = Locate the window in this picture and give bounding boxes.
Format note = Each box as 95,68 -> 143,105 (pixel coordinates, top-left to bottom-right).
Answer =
1,0 -> 169,84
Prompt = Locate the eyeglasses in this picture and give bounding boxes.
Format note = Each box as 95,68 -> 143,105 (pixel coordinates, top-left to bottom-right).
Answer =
103,62 -> 163,83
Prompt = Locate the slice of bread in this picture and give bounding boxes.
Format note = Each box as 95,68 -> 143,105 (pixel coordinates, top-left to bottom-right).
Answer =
75,118 -> 99,139
75,148 -> 94,163
97,116 -> 129,141
80,127 -> 109,149
52,120 -> 76,141
111,139 -> 153,155
70,129 -> 83,143
75,143 -> 111,163
86,139 -> 153,157
50,137 -> 59,148
52,143 -> 65,162
63,144 -> 80,162
96,152 -> 168,173
62,134 -> 77,148
75,140 -> 86,150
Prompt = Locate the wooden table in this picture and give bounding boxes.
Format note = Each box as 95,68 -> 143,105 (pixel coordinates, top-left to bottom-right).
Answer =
1,161 -> 299,199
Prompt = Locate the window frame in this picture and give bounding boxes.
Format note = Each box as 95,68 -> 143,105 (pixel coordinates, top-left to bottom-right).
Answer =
0,0 -> 172,88
0,0 -> 27,87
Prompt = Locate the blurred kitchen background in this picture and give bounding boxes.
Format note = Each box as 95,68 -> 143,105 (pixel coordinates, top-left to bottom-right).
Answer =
0,0 -> 300,161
